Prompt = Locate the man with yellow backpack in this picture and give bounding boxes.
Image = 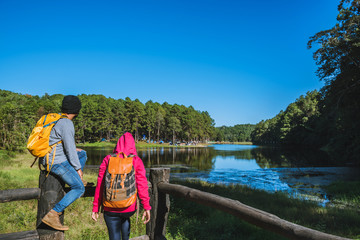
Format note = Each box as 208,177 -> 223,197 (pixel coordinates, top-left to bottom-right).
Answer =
32,95 -> 87,231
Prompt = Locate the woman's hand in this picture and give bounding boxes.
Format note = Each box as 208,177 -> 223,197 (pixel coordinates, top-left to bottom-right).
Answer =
142,210 -> 151,224
92,212 -> 99,222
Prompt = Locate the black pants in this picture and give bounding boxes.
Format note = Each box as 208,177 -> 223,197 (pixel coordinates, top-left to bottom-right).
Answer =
104,211 -> 135,240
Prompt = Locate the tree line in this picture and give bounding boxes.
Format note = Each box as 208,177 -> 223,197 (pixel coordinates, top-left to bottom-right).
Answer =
0,89 -> 256,152
214,124 -> 255,142
251,90 -> 320,146
0,90 -> 215,151
252,0 -> 360,164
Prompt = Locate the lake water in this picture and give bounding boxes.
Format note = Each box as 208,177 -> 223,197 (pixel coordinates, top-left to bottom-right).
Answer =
83,144 -> 360,205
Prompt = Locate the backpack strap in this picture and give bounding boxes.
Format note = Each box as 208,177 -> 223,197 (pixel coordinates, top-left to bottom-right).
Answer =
30,157 -> 38,168
112,152 -> 136,158
45,143 -> 60,177
43,113 -> 67,177
117,152 -> 127,158
42,113 -> 67,128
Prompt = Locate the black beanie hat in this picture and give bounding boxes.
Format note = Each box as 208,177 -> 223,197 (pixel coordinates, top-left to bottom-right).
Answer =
61,95 -> 82,114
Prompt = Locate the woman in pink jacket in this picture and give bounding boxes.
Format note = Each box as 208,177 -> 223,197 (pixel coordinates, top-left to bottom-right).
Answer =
92,132 -> 151,240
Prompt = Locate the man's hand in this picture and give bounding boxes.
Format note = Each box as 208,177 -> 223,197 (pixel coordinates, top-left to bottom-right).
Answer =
142,210 -> 151,224
77,169 -> 83,180
91,212 -> 99,222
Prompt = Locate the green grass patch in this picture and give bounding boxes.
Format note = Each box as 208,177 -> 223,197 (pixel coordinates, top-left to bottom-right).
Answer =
166,180 -> 360,240
325,180 -> 360,206
0,200 -> 37,233
0,151 -> 39,189
64,196 -> 148,240
77,141 -> 117,148
0,152 -> 149,239
0,150 -> 16,168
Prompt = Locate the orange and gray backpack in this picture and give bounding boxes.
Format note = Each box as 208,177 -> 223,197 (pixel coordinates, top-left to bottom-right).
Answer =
27,113 -> 67,174
103,152 -> 137,209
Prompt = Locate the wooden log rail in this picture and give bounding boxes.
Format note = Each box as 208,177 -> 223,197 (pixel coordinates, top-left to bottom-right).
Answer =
157,182 -> 351,240
0,187 -> 96,203
0,188 -> 40,203
0,168 -> 353,240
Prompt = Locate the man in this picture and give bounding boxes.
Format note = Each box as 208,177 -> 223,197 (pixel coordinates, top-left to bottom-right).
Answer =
41,95 -> 87,231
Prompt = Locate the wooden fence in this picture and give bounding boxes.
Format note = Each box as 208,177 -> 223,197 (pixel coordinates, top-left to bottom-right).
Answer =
0,168 -> 352,240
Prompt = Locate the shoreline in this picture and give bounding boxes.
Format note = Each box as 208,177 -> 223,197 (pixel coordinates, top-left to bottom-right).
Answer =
77,141 -> 254,149
77,141 -> 211,148
209,141 -> 253,145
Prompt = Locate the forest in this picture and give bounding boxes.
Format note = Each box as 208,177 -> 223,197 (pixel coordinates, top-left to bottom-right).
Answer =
214,124 -> 255,142
252,0 -> 360,164
0,89 -> 256,152
0,90 -> 215,151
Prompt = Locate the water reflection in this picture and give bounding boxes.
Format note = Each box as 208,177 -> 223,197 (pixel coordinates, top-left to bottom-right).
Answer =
84,144 -> 340,171
83,144 -> 360,204
84,146 -> 217,172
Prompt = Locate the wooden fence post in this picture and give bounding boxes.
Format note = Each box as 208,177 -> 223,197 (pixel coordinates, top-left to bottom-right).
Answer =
147,168 -> 170,240
36,170 -> 65,240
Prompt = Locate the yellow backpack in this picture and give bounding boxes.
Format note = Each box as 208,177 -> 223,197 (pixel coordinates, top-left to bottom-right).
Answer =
27,113 -> 67,174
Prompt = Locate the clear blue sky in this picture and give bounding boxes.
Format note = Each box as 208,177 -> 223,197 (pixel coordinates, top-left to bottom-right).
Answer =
0,0 -> 340,126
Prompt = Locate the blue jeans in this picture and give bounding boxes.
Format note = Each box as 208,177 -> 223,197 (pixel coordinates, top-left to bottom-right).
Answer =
51,150 -> 87,213
104,211 -> 133,240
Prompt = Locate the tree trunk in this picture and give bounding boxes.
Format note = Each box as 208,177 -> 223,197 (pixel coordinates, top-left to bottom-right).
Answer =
157,123 -> 160,142
135,119 -> 139,142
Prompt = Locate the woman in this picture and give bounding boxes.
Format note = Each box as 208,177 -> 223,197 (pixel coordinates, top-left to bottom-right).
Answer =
92,132 -> 151,240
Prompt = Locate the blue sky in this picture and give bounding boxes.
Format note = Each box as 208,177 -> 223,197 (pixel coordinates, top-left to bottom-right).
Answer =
0,0 -> 339,126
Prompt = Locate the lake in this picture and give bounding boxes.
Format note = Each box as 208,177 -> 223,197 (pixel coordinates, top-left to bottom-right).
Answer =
83,144 -> 360,205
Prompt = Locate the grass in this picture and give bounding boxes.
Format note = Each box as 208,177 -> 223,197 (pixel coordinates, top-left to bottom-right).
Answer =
166,180 -> 360,240
1,152 -> 359,239
77,141 -> 117,148
325,180 -> 360,206
0,150 -> 16,168
166,195 -> 285,240
0,152 -> 148,239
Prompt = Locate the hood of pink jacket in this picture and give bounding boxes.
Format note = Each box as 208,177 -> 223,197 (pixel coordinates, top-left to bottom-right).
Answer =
113,132 -> 137,156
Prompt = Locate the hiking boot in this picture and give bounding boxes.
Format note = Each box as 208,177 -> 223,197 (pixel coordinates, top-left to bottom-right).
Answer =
42,209 -> 69,231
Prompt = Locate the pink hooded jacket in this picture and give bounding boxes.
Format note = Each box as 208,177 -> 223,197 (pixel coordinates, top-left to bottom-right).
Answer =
92,132 -> 151,213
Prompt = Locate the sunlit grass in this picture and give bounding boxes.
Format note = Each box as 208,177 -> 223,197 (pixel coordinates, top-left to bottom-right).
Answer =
0,200 -> 37,233
0,152 -> 148,239
77,141 -> 117,148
